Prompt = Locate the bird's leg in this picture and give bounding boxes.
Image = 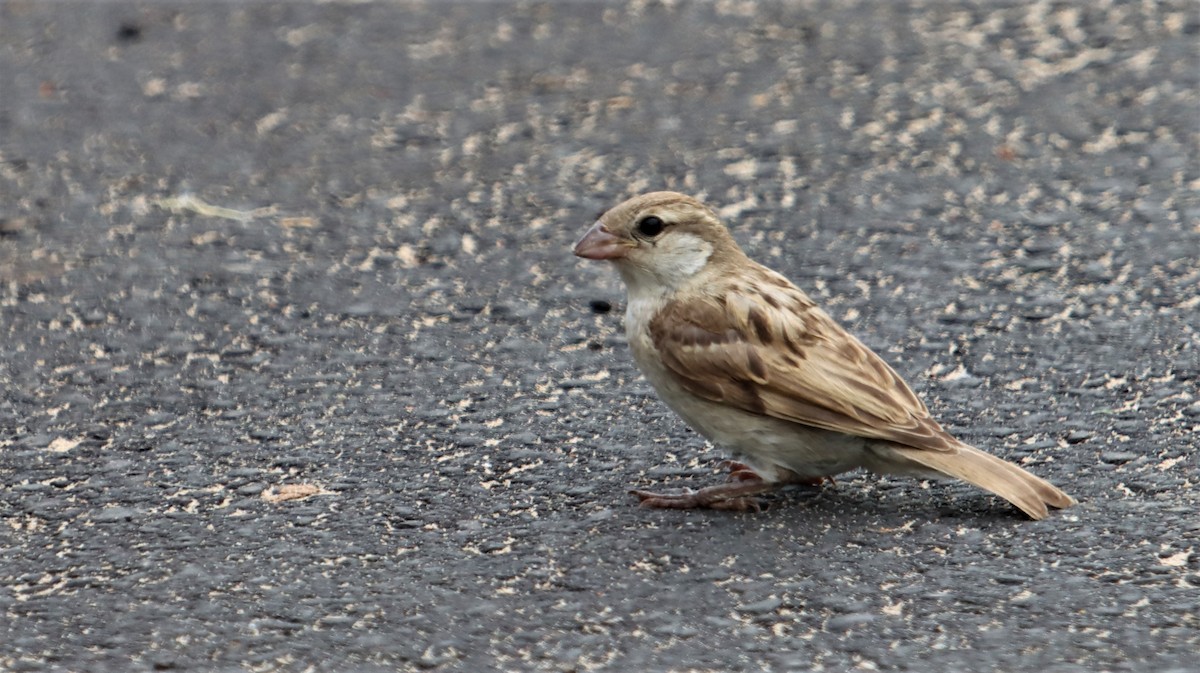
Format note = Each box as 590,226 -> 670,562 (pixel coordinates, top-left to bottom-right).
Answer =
630,463 -> 838,512
631,481 -> 782,512
720,462 -> 836,487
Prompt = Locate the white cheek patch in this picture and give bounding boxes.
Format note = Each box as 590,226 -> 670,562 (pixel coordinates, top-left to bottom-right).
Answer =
654,232 -> 713,280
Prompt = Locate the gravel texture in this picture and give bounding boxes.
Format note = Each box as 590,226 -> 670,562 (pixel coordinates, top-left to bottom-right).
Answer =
1,1 -> 1198,671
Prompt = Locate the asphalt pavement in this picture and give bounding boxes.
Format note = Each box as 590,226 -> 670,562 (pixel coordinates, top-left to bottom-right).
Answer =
1,1 -> 1198,671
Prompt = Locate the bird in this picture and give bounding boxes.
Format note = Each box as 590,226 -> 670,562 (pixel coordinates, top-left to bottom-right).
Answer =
573,191 -> 1076,519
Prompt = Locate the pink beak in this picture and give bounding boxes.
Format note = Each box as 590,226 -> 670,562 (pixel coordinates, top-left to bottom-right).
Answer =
573,222 -> 630,260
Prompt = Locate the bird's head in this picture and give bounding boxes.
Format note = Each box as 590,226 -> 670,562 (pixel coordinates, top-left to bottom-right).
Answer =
573,191 -> 745,292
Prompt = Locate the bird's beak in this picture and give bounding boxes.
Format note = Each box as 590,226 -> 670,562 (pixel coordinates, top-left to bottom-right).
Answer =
573,222 -> 630,260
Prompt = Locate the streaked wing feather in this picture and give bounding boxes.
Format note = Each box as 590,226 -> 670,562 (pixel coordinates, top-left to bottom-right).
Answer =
649,266 -> 957,453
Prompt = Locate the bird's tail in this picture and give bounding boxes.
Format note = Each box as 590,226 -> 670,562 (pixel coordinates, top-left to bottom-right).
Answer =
884,443 -> 1076,520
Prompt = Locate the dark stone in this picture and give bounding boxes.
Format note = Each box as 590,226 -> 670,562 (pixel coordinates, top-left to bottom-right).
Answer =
589,299 -> 613,314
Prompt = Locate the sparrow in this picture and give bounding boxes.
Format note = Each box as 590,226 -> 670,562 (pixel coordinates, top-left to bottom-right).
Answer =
573,191 -> 1076,519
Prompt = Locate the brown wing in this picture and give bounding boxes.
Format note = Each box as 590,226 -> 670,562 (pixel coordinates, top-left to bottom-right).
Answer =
649,266 -> 958,452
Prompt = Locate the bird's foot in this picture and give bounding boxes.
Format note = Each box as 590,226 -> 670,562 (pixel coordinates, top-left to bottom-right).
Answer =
631,481 -> 780,512
718,460 -> 764,483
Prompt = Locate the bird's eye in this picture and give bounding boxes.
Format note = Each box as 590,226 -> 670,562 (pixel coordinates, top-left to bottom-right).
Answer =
636,216 -> 665,238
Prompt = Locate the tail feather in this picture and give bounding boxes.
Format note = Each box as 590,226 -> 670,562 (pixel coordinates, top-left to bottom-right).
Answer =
887,443 -> 1076,520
